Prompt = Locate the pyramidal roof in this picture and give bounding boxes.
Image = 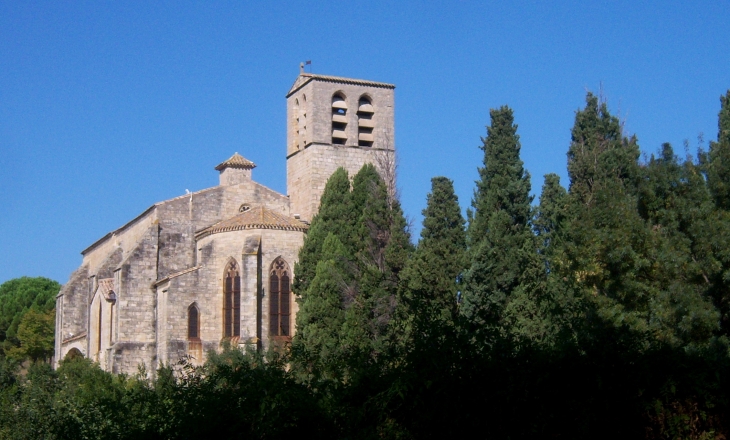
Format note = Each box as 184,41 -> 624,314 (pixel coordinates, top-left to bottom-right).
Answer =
195,206 -> 308,239
215,152 -> 256,171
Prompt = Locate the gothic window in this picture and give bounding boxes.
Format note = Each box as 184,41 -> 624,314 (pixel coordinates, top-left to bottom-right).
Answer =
332,93 -> 347,145
223,260 -> 241,338
357,95 -> 374,147
269,257 -> 291,337
188,303 -> 200,341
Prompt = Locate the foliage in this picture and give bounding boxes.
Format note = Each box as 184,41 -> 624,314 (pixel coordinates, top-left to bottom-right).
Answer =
0,276 -> 60,354
460,106 -> 549,349
6,89 -> 730,438
7,308 -> 55,362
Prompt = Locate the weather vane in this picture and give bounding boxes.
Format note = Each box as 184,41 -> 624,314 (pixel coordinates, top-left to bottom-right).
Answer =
299,60 -> 312,74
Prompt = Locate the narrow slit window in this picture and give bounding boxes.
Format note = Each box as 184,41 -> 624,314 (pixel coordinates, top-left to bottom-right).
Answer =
188,304 -> 200,340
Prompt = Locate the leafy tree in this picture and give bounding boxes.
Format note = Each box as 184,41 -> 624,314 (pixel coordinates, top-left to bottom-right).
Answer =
0,277 -> 60,354
7,309 -> 55,362
461,106 -> 547,348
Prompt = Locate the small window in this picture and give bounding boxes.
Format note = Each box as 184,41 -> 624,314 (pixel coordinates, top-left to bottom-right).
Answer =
239,204 -> 251,213
332,93 -> 347,145
188,304 -> 200,340
357,96 -> 374,147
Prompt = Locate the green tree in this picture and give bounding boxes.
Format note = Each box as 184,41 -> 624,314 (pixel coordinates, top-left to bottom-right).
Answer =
293,167 -> 353,296
293,164 -> 412,382
707,90 -> 730,210
461,106 -> 546,348
7,309 -> 56,362
0,277 -> 60,354
559,92 -> 657,340
403,177 -> 466,341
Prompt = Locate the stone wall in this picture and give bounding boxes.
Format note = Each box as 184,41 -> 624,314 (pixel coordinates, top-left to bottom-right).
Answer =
288,143 -> 394,221
55,265 -> 89,367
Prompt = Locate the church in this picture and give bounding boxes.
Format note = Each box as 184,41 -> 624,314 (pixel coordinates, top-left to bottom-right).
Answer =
54,71 -> 396,374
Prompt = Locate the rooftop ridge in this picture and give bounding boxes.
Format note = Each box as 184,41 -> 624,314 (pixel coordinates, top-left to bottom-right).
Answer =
287,73 -> 395,97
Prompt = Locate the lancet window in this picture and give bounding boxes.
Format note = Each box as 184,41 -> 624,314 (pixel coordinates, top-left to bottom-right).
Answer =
269,257 -> 291,337
223,260 -> 241,338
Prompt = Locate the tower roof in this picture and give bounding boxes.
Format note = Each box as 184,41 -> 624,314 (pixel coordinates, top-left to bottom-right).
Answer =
215,152 -> 256,171
287,73 -> 395,97
195,206 -> 308,239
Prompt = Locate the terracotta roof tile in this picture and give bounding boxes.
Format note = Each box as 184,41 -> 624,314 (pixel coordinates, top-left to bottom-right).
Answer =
195,206 -> 308,239
215,152 -> 256,171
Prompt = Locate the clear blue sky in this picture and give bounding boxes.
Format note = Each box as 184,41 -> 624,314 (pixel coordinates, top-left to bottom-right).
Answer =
1,1 -> 729,285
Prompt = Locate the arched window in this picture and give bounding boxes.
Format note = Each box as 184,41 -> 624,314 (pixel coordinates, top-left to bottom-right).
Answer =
223,260 -> 240,338
331,93 -> 347,145
269,257 -> 291,337
188,303 -> 200,340
357,96 -> 374,147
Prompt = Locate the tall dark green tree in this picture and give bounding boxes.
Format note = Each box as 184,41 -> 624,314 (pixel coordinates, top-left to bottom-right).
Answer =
534,173 -> 568,260
638,143 -> 720,347
293,164 -> 412,381
560,92 -> 655,338
707,91 -> 730,210
403,177 -> 466,342
293,167 -> 353,296
461,106 -> 546,348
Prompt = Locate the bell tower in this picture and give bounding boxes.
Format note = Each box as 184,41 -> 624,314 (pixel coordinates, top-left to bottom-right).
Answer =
286,71 -> 395,222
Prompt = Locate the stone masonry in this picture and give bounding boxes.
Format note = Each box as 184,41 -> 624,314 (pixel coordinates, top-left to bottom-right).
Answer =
54,71 -> 396,374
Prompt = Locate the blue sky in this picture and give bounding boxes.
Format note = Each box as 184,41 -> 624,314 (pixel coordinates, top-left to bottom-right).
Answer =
1,1 -> 729,285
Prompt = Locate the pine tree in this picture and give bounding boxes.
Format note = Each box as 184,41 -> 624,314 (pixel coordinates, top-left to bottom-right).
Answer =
461,106 -> 545,348
638,143 -> 720,347
403,177 -> 466,341
560,92 -> 655,338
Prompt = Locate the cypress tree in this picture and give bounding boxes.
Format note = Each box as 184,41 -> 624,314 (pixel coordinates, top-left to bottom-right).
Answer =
403,177 -> 466,341
293,167 -> 353,296
707,91 -> 730,210
534,173 -> 568,260
461,106 -> 545,348
293,164 -> 412,381
292,233 -> 351,382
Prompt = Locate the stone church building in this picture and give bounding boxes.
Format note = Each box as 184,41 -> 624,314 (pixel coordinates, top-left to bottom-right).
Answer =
54,71 -> 396,374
